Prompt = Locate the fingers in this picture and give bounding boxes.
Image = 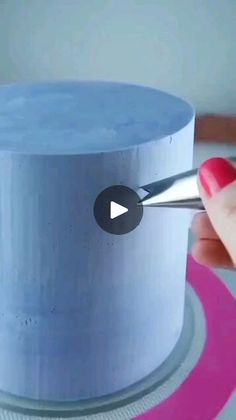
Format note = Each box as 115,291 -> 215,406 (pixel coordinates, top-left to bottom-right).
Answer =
197,158 -> 236,265
191,209 -> 234,268
191,212 -> 218,240
191,238 -> 234,269
191,158 -> 236,269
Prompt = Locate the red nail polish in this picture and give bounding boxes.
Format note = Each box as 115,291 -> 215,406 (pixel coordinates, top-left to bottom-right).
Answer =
199,157 -> 236,197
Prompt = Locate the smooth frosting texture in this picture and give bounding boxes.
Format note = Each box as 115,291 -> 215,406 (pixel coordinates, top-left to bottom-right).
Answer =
0,82 -> 195,401
0,81 -> 194,154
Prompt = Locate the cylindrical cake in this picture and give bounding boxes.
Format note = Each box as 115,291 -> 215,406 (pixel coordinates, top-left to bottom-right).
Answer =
0,81 -> 195,401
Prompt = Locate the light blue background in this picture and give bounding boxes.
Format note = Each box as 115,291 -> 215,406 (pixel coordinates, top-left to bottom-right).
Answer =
0,0 -> 235,113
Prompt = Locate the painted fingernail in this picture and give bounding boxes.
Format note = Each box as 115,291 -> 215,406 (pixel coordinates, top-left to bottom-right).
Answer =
199,157 -> 236,197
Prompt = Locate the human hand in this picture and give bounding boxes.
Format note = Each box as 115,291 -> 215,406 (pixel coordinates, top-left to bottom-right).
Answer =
191,157 -> 236,269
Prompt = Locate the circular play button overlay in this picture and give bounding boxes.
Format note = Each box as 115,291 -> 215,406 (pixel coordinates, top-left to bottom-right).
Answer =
94,185 -> 143,235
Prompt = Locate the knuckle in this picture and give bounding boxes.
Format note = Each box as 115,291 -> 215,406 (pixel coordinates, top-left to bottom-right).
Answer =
223,204 -> 236,220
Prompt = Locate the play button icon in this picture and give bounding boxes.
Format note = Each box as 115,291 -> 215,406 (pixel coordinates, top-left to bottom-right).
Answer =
94,185 -> 143,235
110,201 -> 128,219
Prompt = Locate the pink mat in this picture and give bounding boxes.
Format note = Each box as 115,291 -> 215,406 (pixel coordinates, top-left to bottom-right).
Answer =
136,255 -> 236,420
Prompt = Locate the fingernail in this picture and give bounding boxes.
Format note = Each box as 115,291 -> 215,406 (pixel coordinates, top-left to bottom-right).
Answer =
199,157 -> 236,197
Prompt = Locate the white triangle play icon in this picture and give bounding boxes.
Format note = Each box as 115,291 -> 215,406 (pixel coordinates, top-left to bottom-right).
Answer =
110,201 -> 128,219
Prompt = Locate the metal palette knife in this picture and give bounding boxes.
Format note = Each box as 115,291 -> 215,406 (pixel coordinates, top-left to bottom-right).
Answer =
140,157 -> 236,210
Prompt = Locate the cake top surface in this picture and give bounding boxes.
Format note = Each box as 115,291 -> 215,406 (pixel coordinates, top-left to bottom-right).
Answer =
0,81 -> 194,154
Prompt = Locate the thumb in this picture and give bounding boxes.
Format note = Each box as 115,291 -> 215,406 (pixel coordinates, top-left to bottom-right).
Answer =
198,157 -> 236,265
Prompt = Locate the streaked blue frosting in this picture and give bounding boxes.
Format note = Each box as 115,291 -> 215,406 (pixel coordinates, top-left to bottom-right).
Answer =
0,81 -> 193,154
